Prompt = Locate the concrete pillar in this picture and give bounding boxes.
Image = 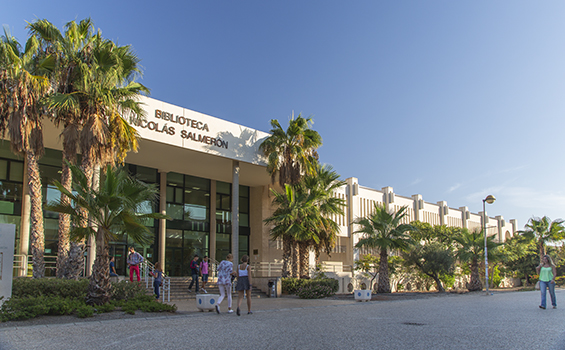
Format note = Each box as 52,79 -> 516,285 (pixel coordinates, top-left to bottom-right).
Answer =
382,186 -> 394,210
159,171 -> 167,271
509,219 -> 518,235
495,215 -> 505,243
210,180 -> 217,262
459,206 -> 469,229
18,157 -> 31,276
412,194 -> 423,222
437,201 -> 448,226
231,161 -> 240,265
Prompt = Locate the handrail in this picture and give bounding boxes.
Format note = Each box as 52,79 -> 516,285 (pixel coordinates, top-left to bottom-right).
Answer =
141,260 -> 170,303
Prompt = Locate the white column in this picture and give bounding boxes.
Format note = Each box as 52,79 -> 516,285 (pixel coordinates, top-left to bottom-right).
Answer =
412,194 -> 423,222
18,158 -> 31,276
159,171 -> 167,272
382,186 -> 394,210
210,180 -> 217,262
459,206 -> 469,229
437,201 -> 448,226
231,161 -> 240,264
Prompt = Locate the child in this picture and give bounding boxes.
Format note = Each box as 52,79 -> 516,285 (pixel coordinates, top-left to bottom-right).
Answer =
200,256 -> 209,293
150,262 -> 163,301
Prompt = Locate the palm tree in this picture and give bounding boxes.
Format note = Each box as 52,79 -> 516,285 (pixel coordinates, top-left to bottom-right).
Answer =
0,28 -> 54,278
265,184 -> 316,277
518,216 -> 565,259
47,163 -> 168,304
29,19 -> 148,278
28,18 -> 96,278
298,164 -> 346,276
259,114 -> 322,187
453,228 -> 500,291
354,204 -> 415,293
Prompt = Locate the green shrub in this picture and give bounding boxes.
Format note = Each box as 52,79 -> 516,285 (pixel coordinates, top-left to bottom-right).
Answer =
110,281 -> 146,301
296,283 -> 334,299
11,278 -> 89,299
282,278 -> 308,294
76,305 -> 94,318
96,303 -> 116,313
556,276 -> 565,286
283,277 -> 339,295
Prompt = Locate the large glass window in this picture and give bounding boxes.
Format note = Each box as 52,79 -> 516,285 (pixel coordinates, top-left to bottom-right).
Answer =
166,173 -> 210,230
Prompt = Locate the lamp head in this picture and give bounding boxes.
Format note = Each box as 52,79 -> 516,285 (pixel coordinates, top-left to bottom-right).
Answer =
484,195 -> 496,204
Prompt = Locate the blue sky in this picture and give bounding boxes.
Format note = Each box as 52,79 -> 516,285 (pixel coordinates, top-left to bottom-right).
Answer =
3,1 -> 565,229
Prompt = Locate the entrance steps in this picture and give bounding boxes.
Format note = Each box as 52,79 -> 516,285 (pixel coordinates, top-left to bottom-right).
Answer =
148,277 -> 268,301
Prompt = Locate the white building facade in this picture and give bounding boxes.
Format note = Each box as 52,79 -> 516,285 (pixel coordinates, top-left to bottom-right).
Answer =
2,97 -> 516,283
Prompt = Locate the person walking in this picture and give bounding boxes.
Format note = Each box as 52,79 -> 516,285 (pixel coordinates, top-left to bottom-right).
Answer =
127,247 -> 144,282
150,262 -> 163,301
200,256 -> 210,293
536,255 -> 557,309
188,255 -> 200,293
215,253 -> 235,314
235,255 -> 253,316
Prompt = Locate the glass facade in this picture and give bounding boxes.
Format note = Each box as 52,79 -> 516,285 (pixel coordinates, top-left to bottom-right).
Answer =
0,143 -> 251,277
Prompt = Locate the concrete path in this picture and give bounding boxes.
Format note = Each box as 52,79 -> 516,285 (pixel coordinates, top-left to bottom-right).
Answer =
0,289 -> 564,350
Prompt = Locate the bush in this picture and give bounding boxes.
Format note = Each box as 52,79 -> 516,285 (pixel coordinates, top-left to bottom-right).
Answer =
296,283 -> 334,299
110,281 -> 146,301
11,278 -> 89,299
0,278 -> 176,322
76,305 -> 94,318
283,277 -> 338,297
556,276 -> 565,286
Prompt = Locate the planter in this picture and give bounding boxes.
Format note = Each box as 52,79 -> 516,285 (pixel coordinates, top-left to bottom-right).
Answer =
354,289 -> 372,302
196,294 -> 220,312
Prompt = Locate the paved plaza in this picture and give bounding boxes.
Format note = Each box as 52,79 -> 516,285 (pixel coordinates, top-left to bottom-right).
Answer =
0,289 -> 564,350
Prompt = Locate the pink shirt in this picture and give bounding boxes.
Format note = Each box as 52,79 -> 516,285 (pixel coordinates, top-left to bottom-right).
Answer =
200,261 -> 209,275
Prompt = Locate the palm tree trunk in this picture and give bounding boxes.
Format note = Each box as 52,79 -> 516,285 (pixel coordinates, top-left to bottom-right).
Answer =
378,249 -> 390,293
282,236 -> 291,277
291,239 -> 299,278
298,241 -> 310,278
468,258 -> 482,291
27,150 -> 45,278
87,228 -> 111,305
56,141 -> 74,278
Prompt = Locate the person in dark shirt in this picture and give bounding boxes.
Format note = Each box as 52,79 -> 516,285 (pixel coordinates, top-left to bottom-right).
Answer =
188,255 -> 200,292
109,256 -> 118,277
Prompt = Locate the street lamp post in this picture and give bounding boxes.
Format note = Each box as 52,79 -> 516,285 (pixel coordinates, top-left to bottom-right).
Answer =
483,195 -> 496,295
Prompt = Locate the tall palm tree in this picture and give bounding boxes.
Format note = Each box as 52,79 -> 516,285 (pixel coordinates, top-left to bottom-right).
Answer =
0,28 -> 54,278
453,228 -> 500,291
47,163 -> 168,304
28,18 -> 96,278
259,114 -> 322,187
518,216 -> 565,259
29,19 -> 148,278
354,205 -> 415,293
